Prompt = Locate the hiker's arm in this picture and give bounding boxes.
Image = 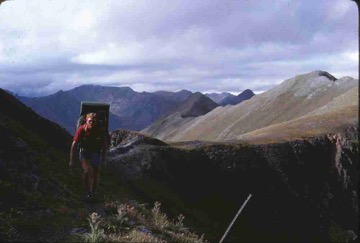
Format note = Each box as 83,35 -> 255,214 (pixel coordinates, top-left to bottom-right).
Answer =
69,141 -> 77,167
70,126 -> 82,167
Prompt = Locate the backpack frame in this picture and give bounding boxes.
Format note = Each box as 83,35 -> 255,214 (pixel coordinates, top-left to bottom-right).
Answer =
76,102 -> 110,151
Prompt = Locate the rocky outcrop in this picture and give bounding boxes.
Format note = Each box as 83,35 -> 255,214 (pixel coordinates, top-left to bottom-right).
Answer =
107,125 -> 359,242
108,130 -> 168,180
317,70 -> 337,81
110,129 -> 167,149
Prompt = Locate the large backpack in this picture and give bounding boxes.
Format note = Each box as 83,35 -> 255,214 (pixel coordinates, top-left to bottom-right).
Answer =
76,102 -> 110,151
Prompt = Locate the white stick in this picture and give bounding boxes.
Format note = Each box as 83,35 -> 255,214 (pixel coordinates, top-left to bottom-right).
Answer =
219,194 -> 252,243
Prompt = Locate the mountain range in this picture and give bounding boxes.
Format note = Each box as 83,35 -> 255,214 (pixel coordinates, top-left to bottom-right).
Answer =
143,71 -> 358,143
0,69 -> 358,242
17,86 -> 253,135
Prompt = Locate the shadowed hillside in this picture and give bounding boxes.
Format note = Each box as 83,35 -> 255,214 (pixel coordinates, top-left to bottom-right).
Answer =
108,126 -> 359,242
173,92 -> 219,118
0,89 -> 72,150
0,89 -> 206,242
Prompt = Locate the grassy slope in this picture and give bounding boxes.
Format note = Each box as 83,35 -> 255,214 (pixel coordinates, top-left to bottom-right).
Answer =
236,105 -> 358,144
0,116 -> 206,242
237,86 -> 359,144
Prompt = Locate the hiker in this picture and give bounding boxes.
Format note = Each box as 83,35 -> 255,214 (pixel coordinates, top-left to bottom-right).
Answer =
69,112 -> 108,199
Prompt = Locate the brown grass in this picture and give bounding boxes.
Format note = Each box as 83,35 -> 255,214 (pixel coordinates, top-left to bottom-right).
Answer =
238,105 -> 358,144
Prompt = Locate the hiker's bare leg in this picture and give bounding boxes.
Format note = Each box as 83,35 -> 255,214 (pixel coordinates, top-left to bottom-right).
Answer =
81,160 -> 93,193
92,167 -> 99,193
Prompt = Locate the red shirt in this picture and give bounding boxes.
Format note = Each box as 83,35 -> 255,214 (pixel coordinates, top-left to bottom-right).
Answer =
74,125 -> 107,152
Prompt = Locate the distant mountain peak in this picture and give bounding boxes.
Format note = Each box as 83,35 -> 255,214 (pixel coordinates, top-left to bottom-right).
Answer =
217,89 -> 255,106
179,92 -> 219,118
239,89 -> 255,96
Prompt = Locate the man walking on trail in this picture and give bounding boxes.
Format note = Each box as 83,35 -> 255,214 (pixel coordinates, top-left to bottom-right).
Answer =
69,112 -> 108,199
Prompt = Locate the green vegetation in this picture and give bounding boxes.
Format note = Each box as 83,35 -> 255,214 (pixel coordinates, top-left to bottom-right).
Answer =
0,117 -> 207,242
70,200 -> 207,243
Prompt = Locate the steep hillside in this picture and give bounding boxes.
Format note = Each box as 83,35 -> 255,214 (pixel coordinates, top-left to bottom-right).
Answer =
0,88 -> 76,241
18,85 -> 194,134
237,86 -> 359,143
175,92 -> 219,118
143,71 -> 358,142
1,89 -> 72,149
18,90 -> 82,134
0,89 -> 206,242
142,92 -> 219,137
108,126 -> 359,242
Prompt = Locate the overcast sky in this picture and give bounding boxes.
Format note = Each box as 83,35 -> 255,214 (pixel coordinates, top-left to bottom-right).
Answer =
0,0 -> 358,97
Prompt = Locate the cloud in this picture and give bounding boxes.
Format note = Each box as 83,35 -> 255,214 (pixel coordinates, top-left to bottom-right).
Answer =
0,0 -> 358,97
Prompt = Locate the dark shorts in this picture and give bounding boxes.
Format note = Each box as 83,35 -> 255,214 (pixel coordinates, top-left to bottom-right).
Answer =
79,150 -> 102,168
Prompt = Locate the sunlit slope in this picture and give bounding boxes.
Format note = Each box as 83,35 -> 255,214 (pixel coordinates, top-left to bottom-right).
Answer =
237,86 -> 359,143
143,71 -> 358,142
